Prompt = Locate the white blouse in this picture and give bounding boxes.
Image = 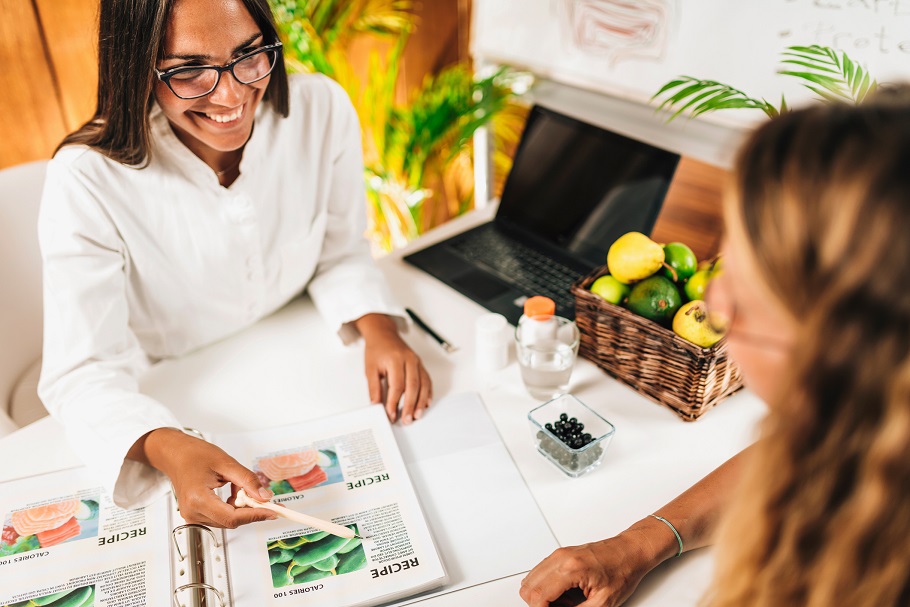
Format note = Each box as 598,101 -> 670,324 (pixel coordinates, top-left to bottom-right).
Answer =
37,74 -> 404,508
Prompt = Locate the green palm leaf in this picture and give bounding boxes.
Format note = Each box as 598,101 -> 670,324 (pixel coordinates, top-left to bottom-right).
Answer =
778,44 -> 878,104
651,77 -> 777,121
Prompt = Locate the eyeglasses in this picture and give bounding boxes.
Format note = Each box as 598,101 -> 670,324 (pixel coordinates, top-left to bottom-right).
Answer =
155,42 -> 282,100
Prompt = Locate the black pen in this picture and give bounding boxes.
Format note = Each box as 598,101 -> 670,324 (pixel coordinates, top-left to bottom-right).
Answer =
405,308 -> 457,353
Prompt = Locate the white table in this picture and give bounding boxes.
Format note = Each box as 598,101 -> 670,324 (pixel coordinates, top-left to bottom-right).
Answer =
0,207 -> 766,606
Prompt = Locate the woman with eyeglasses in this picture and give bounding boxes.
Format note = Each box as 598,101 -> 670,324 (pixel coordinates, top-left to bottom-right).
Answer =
37,0 -> 431,528
520,88 -> 910,607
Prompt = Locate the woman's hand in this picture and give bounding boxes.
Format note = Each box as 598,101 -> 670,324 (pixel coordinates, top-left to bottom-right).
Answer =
355,313 -> 432,424
130,428 -> 277,528
519,530 -> 664,607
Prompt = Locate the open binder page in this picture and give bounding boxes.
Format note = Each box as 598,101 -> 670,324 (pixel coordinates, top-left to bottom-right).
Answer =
216,406 -> 446,607
0,466 -> 171,606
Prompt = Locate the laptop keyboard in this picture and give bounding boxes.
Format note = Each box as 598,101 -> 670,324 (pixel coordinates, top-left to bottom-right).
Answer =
448,227 -> 580,310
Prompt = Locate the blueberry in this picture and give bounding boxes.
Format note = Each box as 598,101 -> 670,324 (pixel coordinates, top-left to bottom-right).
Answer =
582,433 -> 592,442
576,422 -> 584,432
568,417 -> 577,424
559,413 -> 568,422
545,422 -> 554,432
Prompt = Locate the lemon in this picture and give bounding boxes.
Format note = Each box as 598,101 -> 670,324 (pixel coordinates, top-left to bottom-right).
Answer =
590,275 -> 630,304
684,269 -> 711,301
672,300 -> 725,348
606,232 -> 665,284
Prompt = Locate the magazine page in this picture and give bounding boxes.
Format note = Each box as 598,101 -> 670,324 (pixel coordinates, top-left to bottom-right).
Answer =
216,405 -> 446,607
0,467 -> 172,607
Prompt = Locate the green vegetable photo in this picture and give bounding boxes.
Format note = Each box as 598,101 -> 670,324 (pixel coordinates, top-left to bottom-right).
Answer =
268,525 -> 367,587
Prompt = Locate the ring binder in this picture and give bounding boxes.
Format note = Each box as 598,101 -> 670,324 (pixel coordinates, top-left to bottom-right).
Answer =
1,406 -> 447,607
173,582 -> 226,607
172,524 -> 221,561
170,497 -> 232,606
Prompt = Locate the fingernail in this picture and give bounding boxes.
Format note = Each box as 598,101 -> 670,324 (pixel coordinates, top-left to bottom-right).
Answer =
267,514 -> 279,520
403,414 -> 413,425
415,409 -> 424,420
258,488 -> 274,500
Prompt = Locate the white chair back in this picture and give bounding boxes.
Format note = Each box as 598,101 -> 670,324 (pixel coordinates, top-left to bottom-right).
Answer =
0,160 -> 48,434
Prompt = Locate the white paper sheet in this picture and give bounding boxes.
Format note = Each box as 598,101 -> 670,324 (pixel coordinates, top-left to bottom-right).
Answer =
390,392 -> 559,604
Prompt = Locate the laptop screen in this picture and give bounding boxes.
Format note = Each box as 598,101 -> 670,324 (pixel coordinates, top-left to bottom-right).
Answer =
495,105 -> 680,267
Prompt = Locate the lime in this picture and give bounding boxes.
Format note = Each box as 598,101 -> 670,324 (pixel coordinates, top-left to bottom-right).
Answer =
590,275 -> 630,305
626,275 -> 683,327
684,269 -> 711,301
606,232 -> 664,284
672,300 -> 725,348
661,242 -> 697,282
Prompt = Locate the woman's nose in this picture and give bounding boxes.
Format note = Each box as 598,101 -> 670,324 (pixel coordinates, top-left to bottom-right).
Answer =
208,70 -> 245,106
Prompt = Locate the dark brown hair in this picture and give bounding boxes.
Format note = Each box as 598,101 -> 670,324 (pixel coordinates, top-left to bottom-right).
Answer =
708,86 -> 910,607
58,0 -> 289,166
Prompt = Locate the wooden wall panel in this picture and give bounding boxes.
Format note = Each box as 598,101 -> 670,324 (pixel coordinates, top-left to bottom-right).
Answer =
347,0 -> 470,104
651,157 -> 727,263
33,0 -> 98,131
0,0 -> 68,169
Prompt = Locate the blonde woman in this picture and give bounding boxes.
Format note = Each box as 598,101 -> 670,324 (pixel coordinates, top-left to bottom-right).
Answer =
520,88 -> 910,606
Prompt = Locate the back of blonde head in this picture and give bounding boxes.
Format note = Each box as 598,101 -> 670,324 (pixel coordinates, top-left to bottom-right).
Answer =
708,87 -> 910,607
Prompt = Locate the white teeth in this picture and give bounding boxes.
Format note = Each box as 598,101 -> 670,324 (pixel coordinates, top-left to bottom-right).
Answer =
205,106 -> 243,123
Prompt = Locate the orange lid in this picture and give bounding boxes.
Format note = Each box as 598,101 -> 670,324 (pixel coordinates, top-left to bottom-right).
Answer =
523,296 -> 555,319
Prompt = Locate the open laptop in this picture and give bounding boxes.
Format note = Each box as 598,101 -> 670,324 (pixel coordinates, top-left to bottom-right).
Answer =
404,105 -> 681,325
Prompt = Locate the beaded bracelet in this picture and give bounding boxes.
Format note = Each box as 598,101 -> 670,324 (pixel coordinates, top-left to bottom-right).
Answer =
649,514 -> 684,558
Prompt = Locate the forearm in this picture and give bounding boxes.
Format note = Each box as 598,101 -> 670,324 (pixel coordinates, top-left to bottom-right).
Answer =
620,447 -> 752,563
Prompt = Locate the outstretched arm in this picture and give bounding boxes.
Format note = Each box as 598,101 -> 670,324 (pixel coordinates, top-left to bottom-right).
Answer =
520,447 -> 751,607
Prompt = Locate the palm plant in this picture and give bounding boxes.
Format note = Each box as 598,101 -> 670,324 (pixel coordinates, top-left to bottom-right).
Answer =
270,0 -> 531,251
652,45 -> 878,121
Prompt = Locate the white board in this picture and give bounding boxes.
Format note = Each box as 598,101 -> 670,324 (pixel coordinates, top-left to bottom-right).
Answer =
473,0 -> 910,129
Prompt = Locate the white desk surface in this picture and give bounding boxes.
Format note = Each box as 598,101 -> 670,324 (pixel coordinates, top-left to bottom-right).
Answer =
0,206 -> 766,606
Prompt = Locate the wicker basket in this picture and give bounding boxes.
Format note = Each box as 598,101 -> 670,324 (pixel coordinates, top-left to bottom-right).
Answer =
571,267 -> 744,421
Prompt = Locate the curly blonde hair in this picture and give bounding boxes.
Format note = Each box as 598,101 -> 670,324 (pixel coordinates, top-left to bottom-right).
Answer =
707,87 -> 910,607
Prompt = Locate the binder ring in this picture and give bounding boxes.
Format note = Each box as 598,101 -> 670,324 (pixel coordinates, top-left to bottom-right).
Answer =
172,523 -> 221,561
173,582 -> 225,607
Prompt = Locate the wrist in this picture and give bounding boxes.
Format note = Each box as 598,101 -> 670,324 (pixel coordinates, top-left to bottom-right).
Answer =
353,313 -> 399,341
622,516 -> 685,565
129,427 -> 189,473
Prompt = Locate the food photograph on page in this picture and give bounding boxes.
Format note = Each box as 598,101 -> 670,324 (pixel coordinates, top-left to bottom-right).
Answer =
268,524 -> 368,588
254,448 -> 343,495
1,493 -> 100,556
4,584 -> 96,607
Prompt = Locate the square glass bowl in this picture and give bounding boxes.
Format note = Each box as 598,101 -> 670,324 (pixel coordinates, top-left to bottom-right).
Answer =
528,394 -> 615,478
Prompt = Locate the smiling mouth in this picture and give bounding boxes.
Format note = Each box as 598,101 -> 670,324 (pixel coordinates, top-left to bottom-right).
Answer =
197,104 -> 244,125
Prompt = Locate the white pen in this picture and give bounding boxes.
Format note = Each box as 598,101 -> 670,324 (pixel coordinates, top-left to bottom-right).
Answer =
235,489 -> 368,540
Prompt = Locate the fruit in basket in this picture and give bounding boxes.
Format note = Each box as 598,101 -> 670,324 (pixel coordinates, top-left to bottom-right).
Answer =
590,275 -> 630,305
684,269 -> 712,301
661,242 -> 697,282
672,300 -> 726,347
607,232 -> 664,284
626,275 -> 682,326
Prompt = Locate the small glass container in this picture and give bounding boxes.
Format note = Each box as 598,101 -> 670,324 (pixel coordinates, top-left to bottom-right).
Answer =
528,394 -> 615,478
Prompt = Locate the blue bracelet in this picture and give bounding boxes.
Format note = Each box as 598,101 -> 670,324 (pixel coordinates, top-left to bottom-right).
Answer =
649,514 -> 684,558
